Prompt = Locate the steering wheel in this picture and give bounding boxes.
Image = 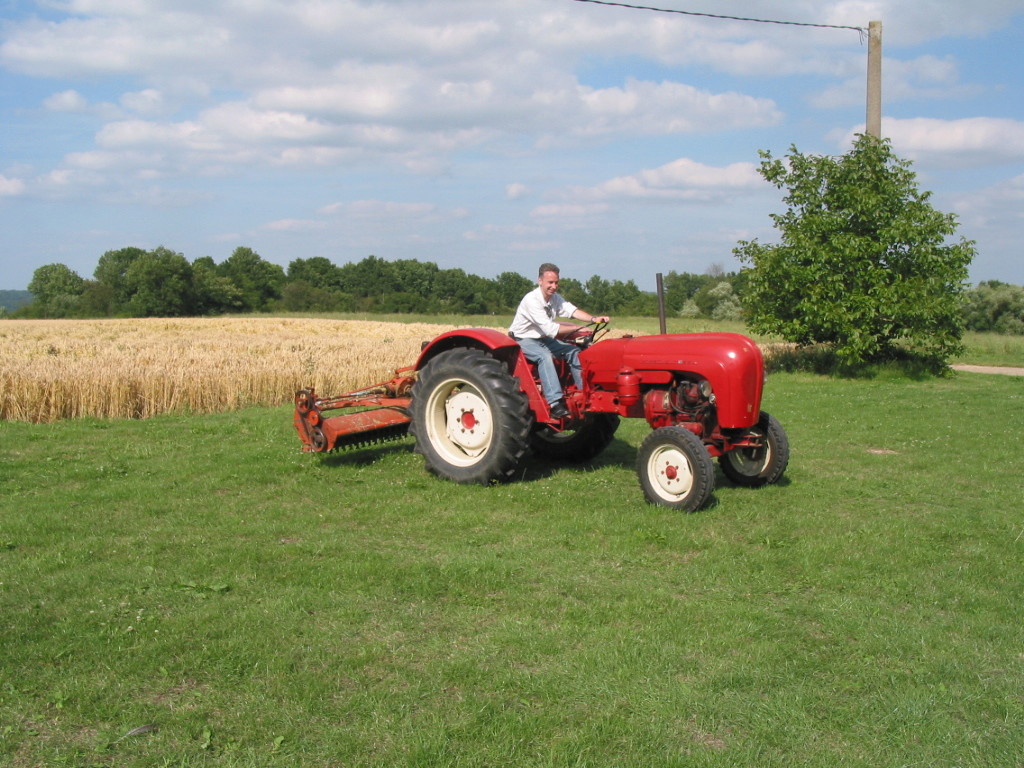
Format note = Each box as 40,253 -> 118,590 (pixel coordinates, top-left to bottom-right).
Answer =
572,320 -> 609,350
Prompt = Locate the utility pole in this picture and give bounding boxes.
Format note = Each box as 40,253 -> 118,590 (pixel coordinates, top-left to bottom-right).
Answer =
866,20 -> 882,138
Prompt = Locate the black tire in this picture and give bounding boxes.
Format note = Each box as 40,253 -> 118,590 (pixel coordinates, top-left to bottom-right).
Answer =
409,347 -> 531,485
530,413 -> 620,462
636,426 -> 715,511
719,411 -> 789,488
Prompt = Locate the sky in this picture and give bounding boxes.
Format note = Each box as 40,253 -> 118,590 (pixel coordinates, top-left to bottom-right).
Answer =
1,0 -> 1022,292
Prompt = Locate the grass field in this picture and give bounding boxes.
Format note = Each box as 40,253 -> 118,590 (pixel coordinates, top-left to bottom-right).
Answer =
2,317 -> 1023,766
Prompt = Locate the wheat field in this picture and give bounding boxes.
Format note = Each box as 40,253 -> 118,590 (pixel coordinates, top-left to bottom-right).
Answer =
1,317 -> 484,422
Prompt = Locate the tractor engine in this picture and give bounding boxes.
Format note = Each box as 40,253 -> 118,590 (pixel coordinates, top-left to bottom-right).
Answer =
642,377 -> 716,435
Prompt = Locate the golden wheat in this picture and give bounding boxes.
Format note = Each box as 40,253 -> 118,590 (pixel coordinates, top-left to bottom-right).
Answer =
0,317 -> 484,423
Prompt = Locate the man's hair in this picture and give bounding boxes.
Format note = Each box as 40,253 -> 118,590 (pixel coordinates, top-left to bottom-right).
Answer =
538,263 -> 560,277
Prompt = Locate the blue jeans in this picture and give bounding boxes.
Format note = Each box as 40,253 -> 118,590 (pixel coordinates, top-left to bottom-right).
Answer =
516,336 -> 582,404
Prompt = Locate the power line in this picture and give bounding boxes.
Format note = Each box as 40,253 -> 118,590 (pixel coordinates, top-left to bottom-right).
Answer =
568,0 -> 866,36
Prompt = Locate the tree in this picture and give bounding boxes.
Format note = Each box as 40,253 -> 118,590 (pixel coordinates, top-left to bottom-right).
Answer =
27,263 -> 86,317
494,271 -> 533,310
962,281 -> 1024,335
287,257 -> 343,291
707,281 -> 743,321
218,247 -> 285,312
735,135 -> 975,370
125,247 -> 195,316
94,246 -> 147,313
664,271 -> 715,315
192,257 -> 244,315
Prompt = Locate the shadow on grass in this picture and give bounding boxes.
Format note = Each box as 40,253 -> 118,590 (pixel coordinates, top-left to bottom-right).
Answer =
766,344 -> 951,380
317,436 -> 414,467
311,429 -> 791,514
518,436 -> 792,505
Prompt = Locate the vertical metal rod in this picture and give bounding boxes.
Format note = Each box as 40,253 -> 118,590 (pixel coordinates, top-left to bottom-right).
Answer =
866,20 -> 883,138
656,272 -> 667,334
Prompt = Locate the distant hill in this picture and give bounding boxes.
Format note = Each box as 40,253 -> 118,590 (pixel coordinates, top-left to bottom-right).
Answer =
0,290 -> 33,312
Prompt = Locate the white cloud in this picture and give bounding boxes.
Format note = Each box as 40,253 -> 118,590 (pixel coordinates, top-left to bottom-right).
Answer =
463,222 -> 546,241
4,0 -> 792,191
506,183 -> 530,200
262,218 -> 327,232
43,89 -> 122,119
120,88 -> 167,115
843,117 -> 1024,167
0,174 -> 26,196
531,203 -> 611,218
570,158 -> 763,202
44,89 -> 89,112
319,200 -> 438,220
952,172 -> 1024,228
812,54 -> 984,109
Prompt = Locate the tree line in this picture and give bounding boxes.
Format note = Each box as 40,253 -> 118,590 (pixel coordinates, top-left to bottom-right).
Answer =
10,245 -> 1024,338
14,246 -> 751,321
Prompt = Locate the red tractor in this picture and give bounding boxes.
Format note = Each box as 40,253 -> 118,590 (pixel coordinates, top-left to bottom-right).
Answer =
293,324 -> 789,511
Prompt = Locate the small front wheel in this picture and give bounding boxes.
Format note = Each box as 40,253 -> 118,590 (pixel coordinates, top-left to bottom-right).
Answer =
636,426 -> 715,511
719,411 -> 790,488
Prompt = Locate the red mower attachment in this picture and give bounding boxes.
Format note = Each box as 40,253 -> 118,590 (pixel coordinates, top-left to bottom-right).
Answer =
293,368 -> 417,453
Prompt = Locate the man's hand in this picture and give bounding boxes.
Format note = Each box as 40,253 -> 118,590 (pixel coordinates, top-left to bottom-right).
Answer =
556,321 -> 585,340
567,326 -> 593,341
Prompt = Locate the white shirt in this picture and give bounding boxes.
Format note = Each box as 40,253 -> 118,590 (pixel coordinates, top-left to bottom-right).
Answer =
509,286 -> 578,339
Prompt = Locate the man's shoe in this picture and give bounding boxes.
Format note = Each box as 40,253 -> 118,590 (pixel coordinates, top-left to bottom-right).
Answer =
549,400 -> 570,419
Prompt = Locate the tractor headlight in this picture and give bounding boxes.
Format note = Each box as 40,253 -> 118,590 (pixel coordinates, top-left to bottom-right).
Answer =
699,379 -> 713,399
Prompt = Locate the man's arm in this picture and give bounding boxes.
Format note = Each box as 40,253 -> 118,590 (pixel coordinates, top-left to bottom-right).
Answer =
555,310 -> 610,339
569,308 -> 610,324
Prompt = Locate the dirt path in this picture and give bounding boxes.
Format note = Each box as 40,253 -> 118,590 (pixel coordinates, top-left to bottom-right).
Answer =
951,364 -> 1024,377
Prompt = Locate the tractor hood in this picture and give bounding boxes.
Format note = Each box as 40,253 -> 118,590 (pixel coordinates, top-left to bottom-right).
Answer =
582,332 -> 765,429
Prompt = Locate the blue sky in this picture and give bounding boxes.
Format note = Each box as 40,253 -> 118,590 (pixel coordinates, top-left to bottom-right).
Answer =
1,0 -> 1022,292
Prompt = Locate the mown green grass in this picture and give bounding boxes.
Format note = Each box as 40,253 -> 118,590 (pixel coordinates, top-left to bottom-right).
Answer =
2,366 -> 1023,766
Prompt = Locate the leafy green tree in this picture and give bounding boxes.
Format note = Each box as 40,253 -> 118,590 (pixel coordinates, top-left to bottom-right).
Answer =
27,263 -> 86,317
707,281 -> 743,321
664,271 -> 715,315
78,281 -> 116,317
287,257 -> 343,291
392,259 -> 439,297
558,277 -> 586,308
125,247 -> 195,317
94,246 -> 147,313
218,247 -> 285,312
610,280 -> 641,313
338,255 -> 398,300
963,281 -> 1024,335
735,135 -> 975,369
379,291 -> 430,313
433,268 -> 493,314
494,271 -> 533,310
280,280 -> 351,312
192,257 -> 244,315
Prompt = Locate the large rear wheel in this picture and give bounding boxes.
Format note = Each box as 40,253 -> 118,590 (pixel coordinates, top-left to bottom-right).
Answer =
410,347 -> 531,485
719,411 -> 790,488
636,426 -> 715,511
530,413 -> 619,462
